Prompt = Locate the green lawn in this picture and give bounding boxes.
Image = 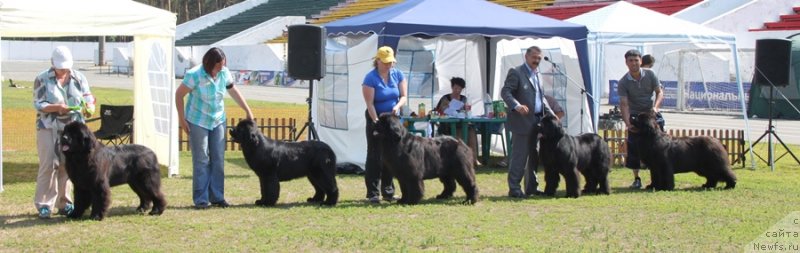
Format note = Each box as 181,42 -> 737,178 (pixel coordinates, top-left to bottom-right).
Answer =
2,82 -> 800,251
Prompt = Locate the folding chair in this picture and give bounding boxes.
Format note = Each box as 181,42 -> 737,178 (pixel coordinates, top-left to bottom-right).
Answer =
88,105 -> 134,145
489,122 -> 507,157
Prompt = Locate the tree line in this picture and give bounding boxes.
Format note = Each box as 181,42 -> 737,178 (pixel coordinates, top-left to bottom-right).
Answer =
136,0 -> 246,24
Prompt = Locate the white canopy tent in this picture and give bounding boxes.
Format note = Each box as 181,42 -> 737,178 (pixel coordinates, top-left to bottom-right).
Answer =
567,1 -> 754,167
0,0 -> 178,192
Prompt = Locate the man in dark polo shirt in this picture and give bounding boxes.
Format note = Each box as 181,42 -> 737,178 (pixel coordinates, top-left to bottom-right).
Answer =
618,49 -> 664,189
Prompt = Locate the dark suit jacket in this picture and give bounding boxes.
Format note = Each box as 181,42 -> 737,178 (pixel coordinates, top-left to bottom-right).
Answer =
500,64 -> 554,134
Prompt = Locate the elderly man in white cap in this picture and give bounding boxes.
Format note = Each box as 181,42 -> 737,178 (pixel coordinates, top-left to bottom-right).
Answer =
32,46 -> 95,218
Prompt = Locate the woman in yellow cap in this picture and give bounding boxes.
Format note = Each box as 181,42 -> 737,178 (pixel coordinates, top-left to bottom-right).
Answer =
362,46 -> 408,203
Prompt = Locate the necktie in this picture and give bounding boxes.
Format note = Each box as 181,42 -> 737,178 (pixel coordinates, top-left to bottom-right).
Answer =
532,72 -> 542,114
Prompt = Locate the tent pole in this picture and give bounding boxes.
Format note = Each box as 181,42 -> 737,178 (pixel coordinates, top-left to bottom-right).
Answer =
485,37 -> 491,95
0,37 -> 4,192
732,44 -> 756,170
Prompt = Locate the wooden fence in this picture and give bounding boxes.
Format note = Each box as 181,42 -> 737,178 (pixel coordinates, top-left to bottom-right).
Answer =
601,129 -> 746,167
179,118 -> 297,151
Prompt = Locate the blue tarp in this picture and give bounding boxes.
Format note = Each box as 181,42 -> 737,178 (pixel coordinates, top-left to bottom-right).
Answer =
323,0 -> 596,121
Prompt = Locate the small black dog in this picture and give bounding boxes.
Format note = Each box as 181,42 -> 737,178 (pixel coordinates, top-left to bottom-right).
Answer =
538,114 -> 611,198
373,114 -> 478,205
230,119 -> 338,206
60,122 -> 166,220
633,112 -> 736,190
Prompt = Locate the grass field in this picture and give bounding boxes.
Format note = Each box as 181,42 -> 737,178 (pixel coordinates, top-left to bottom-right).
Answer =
2,83 -> 799,251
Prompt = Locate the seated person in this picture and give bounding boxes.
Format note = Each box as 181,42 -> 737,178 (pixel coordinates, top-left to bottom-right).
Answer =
436,77 -> 480,166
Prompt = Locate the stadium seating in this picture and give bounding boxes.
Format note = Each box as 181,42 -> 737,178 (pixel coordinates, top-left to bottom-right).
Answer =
176,0 -> 344,46
750,6 -> 800,31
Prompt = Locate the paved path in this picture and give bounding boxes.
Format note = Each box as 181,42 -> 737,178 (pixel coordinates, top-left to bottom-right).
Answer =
4,60 -> 799,145
1,60 -> 309,105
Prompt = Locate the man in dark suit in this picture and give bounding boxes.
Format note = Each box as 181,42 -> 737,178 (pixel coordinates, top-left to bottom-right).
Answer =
501,46 -> 554,198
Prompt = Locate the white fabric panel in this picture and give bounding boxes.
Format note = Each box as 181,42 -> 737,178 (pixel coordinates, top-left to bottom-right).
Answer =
493,38 -> 593,135
431,36 -> 486,116
314,35 -> 378,168
133,36 -> 178,176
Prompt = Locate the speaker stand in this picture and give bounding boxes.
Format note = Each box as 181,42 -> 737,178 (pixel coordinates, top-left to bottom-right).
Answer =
740,83 -> 800,171
295,79 -> 319,141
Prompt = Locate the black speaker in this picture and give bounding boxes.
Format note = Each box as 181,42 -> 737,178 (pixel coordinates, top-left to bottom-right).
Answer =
288,24 -> 325,80
754,38 -> 791,87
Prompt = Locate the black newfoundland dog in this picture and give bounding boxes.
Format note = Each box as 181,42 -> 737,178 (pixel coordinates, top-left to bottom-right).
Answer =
632,112 -> 736,190
538,114 -> 611,198
229,119 -> 338,206
373,114 -> 478,205
60,122 -> 166,220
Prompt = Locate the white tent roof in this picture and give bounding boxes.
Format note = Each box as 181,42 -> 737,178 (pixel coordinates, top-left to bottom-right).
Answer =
0,0 -> 178,192
0,0 -> 175,37
566,1 -> 754,168
567,1 -> 736,44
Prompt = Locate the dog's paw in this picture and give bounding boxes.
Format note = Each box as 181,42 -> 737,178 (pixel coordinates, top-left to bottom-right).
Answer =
306,197 -> 324,203
148,208 -> 164,216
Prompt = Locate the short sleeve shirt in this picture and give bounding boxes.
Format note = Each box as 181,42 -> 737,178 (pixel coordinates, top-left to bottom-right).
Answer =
33,68 -> 93,130
182,65 -> 232,130
363,68 -> 404,114
617,68 -> 661,114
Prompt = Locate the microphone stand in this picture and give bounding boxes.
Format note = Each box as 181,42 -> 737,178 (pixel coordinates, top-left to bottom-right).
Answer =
545,58 -> 595,133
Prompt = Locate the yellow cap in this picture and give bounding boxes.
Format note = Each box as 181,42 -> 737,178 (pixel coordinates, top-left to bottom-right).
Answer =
375,46 -> 397,63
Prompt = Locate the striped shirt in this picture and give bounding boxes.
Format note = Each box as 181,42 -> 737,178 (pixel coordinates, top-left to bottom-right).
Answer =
182,65 -> 232,130
33,68 -> 93,130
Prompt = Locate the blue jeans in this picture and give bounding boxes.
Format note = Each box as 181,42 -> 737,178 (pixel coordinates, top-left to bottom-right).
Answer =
189,122 -> 226,206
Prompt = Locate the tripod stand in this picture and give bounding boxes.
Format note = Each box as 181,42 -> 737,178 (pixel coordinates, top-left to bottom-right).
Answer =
545,58 -> 595,133
295,79 -> 319,141
741,79 -> 800,171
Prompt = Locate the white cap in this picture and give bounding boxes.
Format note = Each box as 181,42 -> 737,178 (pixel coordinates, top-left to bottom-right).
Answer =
52,46 -> 74,69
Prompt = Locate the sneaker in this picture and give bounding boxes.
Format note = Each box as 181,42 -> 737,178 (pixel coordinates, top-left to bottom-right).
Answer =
382,196 -> 400,202
57,203 -> 74,216
366,196 -> 381,204
496,160 -> 508,167
194,204 -> 210,210
38,207 -> 51,219
629,178 -> 642,189
508,191 -> 526,199
212,201 -> 230,208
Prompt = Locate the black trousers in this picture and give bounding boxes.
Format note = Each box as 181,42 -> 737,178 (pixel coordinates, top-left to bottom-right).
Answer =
626,112 -> 665,169
364,110 -> 395,199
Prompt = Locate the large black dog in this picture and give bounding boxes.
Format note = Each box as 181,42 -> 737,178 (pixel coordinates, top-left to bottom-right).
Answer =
538,115 -> 611,198
60,122 -> 166,220
373,114 -> 478,205
633,112 -> 736,190
229,119 -> 338,206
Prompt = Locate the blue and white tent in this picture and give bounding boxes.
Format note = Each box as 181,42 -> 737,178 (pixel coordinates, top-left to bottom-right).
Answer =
319,0 -> 594,167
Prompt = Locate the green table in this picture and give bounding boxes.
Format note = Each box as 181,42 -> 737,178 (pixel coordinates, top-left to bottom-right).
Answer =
401,116 -> 461,139
402,116 -> 509,165
463,117 -> 508,164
